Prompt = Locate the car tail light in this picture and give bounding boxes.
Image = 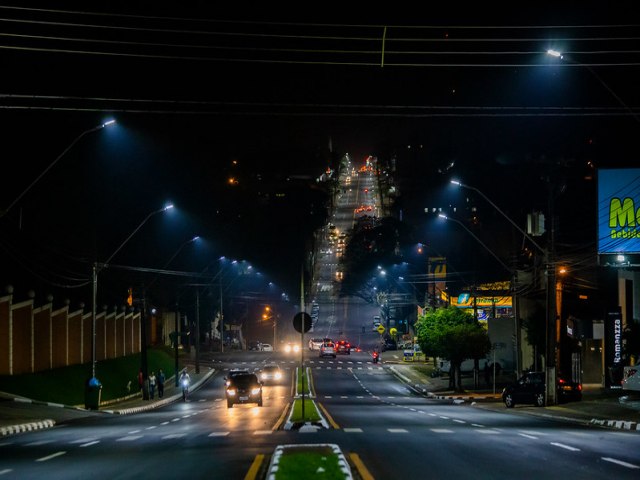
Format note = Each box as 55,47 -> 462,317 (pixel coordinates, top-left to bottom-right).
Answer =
577,383 -> 582,391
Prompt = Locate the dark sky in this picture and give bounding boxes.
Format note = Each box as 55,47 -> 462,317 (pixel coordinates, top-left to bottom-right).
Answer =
1,2 -> 639,307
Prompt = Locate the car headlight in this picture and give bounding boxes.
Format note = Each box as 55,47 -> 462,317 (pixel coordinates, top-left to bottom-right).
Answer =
293,345 -> 300,353
284,345 -> 292,353
251,388 -> 261,395
274,372 -> 282,380
227,389 -> 236,396
261,373 -> 267,380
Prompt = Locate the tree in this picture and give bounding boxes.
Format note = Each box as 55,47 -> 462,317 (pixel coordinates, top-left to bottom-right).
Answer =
415,306 -> 491,392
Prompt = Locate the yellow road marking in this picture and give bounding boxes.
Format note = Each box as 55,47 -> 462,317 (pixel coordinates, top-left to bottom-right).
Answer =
317,402 -> 340,429
273,402 -> 290,431
349,453 -> 375,480
244,454 -> 264,480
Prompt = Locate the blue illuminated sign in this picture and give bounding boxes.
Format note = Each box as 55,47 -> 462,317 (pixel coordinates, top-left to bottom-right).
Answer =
598,168 -> 640,254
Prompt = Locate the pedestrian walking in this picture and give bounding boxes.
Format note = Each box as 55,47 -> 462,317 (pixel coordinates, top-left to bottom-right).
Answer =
157,369 -> 165,398
137,368 -> 144,392
149,371 -> 157,399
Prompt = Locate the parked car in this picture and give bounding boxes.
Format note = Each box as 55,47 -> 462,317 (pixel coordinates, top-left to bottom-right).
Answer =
308,338 -> 324,351
226,373 -> 263,408
319,341 -> 336,358
622,366 -> 640,392
502,371 -> 582,408
248,341 -> 262,351
257,364 -> 284,384
335,340 -> 351,355
260,343 -> 273,352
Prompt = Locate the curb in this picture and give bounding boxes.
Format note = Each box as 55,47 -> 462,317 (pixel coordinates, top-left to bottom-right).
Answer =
590,418 -> 640,431
0,419 -> 56,437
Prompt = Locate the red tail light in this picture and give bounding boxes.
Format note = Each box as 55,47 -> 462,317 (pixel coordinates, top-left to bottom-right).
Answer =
577,384 -> 582,391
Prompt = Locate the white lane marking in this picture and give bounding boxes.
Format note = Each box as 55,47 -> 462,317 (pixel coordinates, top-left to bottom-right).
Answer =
146,426 -> 157,430
550,442 -> 580,452
161,421 -> 170,425
171,418 -> 180,422
520,430 -> 545,436
0,469 -> 12,475
387,428 -> 408,433
79,441 -> 100,447
36,451 -> 66,462
214,398 -> 222,402
208,432 -> 230,437
356,396 -> 364,399
25,440 -> 53,446
476,429 -> 500,434
70,438 -> 98,444
341,396 -> 348,399
430,429 -> 453,433
324,396 -> 332,399
254,430 -> 273,435
471,424 -> 484,428
519,433 -> 538,440
439,416 -> 449,419
182,415 -> 191,419
601,457 -> 640,469
162,434 -> 187,439
128,430 -> 141,434
343,428 -> 363,433
453,419 -> 466,424
116,436 -> 143,442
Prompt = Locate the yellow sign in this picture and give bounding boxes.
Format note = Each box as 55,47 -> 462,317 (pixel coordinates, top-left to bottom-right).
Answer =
377,324 -> 386,334
389,327 -> 397,336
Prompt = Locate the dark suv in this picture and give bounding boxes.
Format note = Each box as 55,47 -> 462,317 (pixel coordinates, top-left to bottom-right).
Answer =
226,373 -> 263,408
502,371 -> 582,408
335,340 -> 351,355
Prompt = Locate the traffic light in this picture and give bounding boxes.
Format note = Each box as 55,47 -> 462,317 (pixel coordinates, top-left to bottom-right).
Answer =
127,288 -> 133,306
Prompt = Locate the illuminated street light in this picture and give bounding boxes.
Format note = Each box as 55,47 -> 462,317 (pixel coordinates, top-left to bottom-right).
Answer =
546,49 -> 640,124
91,202 -> 174,382
1,119 -> 117,219
449,179 -> 556,403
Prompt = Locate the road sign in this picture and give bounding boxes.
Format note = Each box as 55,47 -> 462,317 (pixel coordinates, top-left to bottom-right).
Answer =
293,312 -> 313,333
377,324 -> 385,334
389,327 -> 397,336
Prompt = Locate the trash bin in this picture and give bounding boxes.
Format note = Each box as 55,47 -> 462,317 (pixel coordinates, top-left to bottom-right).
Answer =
85,377 -> 102,410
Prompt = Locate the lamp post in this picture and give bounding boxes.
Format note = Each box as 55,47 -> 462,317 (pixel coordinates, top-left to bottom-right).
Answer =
1,119 -> 116,220
546,50 -> 640,125
450,179 -> 556,403
438,214 -> 520,378
91,203 -> 174,386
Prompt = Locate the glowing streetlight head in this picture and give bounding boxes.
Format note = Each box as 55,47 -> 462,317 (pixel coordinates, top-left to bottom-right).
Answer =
547,49 -> 563,58
191,235 -> 200,242
450,179 -> 461,186
438,214 -> 448,220
163,203 -> 174,211
102,119 -> 116,128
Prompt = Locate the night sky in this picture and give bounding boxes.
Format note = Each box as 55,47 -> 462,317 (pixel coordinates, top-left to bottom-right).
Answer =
1,3 -> 639,309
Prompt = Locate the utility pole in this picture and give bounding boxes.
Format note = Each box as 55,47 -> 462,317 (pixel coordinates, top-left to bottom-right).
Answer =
195,288 -> 200,374
545,179 -> 558,406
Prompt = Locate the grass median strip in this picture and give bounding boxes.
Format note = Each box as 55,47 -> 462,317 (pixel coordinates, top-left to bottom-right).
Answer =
289,398 -> 321,423
268,444 -> 352,480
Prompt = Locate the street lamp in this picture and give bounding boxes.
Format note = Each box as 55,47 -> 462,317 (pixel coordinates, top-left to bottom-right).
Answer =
546,50 -> 640,125
449,179 -> 556,404
1,119 -> 116,219
91,203 -> 174,382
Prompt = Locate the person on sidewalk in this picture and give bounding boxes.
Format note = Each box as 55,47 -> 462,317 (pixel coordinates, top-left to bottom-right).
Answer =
157,369 -> 165,398
137,368 -> 144,392
149,371 -> 157,399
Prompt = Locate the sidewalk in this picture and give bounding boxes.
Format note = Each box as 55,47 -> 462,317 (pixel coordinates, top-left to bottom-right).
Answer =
387,359 -> 640,432
0,365 -> 215,437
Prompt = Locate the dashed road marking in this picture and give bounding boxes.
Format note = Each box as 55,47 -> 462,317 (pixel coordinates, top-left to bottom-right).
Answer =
550,442 -> 580,452
430,429 -> 453,433
36,451 -> 66,462
343,428 -> 363,433
208,432 -> 230,437
79,441 -> 100,447
116,436 -> 143,442
601,457 -> 639,469
387,428 -> 408,433
519,433 -> 538,440
162,434 -> 187,439
254,430 -> 273,435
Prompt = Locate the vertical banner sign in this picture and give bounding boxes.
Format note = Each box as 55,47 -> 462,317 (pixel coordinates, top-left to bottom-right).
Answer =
605,307 -> 623,388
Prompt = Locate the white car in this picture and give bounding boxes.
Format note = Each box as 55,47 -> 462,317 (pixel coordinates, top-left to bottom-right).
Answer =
260,343 -> 274,352
622,366 -> 640,391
